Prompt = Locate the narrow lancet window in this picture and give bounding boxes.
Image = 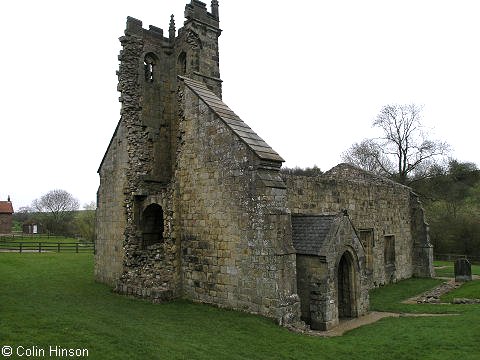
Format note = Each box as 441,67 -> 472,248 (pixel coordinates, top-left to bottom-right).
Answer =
144,54 -> 156,82
178,52 -> 187,75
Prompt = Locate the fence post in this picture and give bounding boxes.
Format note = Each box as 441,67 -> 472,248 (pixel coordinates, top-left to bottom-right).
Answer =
20,243 -> 22,253
57,243 -> 60,253
76,243 -> 79,253
39,242 -> 42,253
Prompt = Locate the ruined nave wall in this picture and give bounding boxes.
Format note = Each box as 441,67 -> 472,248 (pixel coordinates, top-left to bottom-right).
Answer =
283,170 -> 416,286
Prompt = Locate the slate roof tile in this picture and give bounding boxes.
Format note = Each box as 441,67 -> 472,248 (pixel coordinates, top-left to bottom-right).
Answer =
180,76 -> 284,163
291,215 -> 337,256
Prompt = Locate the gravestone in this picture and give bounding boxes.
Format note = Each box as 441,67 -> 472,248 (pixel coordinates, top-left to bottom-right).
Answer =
454,258 -> 472,282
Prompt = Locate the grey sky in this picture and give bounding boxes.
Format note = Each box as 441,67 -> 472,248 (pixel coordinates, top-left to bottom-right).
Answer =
1,0 -> 479,210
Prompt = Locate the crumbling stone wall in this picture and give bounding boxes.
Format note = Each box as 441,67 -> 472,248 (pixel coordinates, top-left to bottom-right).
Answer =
283,164 -> 432,286
96,18 -> 181,298
410,193 -> 435,277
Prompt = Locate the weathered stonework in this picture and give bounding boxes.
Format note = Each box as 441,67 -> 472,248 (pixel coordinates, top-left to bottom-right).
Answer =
174,81 -> 300,323
293,214 -> 369,330
283,164 -> 435,288
96,1 -> 434,331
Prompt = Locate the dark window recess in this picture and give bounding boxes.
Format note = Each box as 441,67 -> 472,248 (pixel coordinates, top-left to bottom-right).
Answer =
142,204 -> 164,248
178,52 -> 187,75
384,235 -> 395,266
144,54 -> 156,82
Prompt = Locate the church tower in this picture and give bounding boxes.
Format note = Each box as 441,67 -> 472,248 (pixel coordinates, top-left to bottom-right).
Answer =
97,1 -> 223,290
177,0 -> 222,97
97,1 -> 303,327
117,0 -> 222,185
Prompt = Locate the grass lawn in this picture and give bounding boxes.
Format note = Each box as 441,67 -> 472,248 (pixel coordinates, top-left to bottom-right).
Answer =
1,254 -> 479,360
0,235 -> 78,243
441,281 -> 480,302
433,260 -> 480,278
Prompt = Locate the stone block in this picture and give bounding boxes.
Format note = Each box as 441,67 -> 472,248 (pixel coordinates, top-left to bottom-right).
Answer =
455,258 -> 472,282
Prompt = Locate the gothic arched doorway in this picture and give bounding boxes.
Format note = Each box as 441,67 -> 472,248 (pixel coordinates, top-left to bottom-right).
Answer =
337,251 -> 357,319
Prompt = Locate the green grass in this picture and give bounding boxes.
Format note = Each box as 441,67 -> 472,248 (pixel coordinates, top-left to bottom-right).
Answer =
441,281 -> 480,302
433,260 -> 480,278
1,254 -> 480,359
0,235 -> 79,243
369,278 -> 447,313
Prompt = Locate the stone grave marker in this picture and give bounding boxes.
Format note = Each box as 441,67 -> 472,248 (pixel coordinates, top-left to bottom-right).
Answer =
454,258 -> 472,282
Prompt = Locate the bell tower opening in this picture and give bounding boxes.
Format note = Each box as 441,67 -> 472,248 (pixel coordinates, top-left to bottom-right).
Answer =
144,53 -> 156,83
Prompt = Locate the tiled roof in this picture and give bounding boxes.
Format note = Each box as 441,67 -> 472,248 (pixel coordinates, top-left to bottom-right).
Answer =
180,76 -> 284,163
291,215 -> 336,256
0,201 -> 13,214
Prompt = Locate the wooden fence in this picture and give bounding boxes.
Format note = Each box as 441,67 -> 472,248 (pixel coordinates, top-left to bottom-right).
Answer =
434,253 -> 480,264
0,241 -> 95,253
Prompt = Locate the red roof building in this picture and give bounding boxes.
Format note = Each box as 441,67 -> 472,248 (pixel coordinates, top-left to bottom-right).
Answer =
0,196 -> 14,234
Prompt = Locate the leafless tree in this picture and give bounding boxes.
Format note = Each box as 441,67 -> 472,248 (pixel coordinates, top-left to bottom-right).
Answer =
342,104 -> 450,184
341,139 -> 394,176
32,189 -> 79,234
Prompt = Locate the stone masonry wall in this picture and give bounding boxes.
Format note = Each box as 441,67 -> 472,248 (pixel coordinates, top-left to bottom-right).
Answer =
296,255 -> 327,325
95,124 -> 128,286
283,170 -> 415,286
174,85 -> 301,325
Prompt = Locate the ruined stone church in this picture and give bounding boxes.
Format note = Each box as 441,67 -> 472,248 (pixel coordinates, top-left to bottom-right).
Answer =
95,0 -> 434,330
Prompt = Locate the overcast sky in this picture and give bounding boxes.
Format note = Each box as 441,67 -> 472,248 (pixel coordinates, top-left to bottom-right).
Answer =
1,0 -> 479,210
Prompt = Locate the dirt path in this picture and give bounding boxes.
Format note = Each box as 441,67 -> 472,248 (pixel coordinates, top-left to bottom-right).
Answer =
302,311 -> 457,337
300,277 -> 470,337
311,312 -> 398,337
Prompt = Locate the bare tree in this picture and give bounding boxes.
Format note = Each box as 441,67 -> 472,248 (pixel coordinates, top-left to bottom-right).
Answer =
342,104 -> 450,184
341,139 -> 394,176
32,189 -> 79,234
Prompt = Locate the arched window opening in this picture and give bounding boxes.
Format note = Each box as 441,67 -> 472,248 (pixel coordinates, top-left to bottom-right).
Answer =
142,204 -> 164,248
178,52 -> 187,75
144,54 -> 156,82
